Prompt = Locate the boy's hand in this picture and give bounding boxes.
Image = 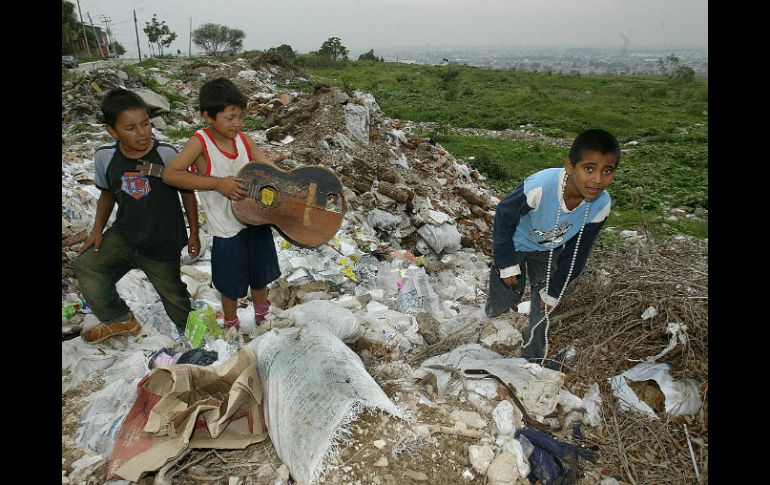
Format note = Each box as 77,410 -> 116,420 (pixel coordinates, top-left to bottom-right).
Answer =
78,232 -> 103,255
217,176 -> 247,201
187,232 -> 200,259
538,288 -> 559,313
502,275 -> 518,287
539,300 -> 557,313
264,149 -> 288,166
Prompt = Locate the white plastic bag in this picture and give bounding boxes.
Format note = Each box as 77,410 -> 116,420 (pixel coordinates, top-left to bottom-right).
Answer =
609,362 -> 702,418
280,300 -> 363,343
417,223 -> 462,254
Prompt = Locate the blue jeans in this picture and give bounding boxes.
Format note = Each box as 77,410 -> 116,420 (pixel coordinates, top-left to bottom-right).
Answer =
485,248 -> 563,360
73,229 -> 191,330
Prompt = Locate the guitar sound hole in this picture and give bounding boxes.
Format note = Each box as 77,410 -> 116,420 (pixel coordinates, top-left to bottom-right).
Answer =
258,186 -> 278,207
326,193 -> 342,212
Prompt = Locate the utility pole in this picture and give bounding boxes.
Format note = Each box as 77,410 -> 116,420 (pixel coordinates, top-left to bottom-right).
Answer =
87,12 -> 106,59
99,15 -> 111,57
189,17 -> 192,58
133,9 -> 142,61
76,0 -> 91,58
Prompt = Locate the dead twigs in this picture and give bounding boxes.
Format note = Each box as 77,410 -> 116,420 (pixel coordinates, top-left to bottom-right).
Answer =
545,235 -> 707,483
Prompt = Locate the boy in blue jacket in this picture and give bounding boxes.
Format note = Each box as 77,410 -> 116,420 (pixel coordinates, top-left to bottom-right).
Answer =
486,129 -> 620,366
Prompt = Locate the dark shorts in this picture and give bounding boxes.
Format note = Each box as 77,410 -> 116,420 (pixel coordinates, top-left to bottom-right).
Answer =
211,225 -> 281,299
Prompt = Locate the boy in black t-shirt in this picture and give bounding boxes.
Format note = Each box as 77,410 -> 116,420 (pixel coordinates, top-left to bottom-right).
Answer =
73,89 -> 200,343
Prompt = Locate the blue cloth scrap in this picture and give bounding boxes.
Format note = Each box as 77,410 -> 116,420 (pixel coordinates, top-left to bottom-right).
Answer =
515,428 -> 597,485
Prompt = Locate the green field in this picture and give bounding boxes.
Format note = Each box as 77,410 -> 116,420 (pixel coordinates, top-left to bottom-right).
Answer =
302,62 -> 708,237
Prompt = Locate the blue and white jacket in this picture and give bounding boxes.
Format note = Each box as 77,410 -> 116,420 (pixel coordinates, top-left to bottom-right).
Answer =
492,168 -> 611,300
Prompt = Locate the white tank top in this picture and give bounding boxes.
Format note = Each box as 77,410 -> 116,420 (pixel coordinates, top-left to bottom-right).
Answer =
192,128 -> 252,237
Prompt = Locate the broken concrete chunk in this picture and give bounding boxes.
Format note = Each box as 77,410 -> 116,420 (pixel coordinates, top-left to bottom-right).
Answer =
150,116 -> 167,130
132,88 -> 170,113
457,187 -> 491,210
468,445 -> 495,475
376,180 -> 411,203
336,91 -> 351,104
450,410 -> 487,429
486,452 -> 519,485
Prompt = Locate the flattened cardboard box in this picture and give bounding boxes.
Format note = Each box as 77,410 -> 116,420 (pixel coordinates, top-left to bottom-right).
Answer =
107,347 -> 266,481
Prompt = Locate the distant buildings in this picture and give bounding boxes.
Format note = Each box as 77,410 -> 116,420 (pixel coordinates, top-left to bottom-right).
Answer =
381,46 -> 708,76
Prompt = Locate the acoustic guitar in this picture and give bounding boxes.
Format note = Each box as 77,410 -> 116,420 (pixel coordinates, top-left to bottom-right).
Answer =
232,162 -> 346,248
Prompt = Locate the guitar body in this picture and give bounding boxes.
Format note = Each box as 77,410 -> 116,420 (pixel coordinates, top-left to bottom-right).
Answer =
232,162 -> 346,248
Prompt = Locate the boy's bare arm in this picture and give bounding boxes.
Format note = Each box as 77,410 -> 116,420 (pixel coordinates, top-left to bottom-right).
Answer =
78,191 -> 116,254
245,134 -> 274,165
163,136 -> 247,200
180,192 -> 200,258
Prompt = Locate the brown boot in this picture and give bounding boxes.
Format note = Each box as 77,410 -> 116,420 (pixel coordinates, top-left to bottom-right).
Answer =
80,317 -> 141,344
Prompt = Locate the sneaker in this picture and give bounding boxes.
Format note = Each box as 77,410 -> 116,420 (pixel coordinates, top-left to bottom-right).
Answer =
80,317 -> 141,344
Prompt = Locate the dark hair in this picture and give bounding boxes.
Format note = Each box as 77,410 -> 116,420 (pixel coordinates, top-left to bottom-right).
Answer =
568,129 -> 621,166
101,88 -> 149,128
198,77 -> 248,118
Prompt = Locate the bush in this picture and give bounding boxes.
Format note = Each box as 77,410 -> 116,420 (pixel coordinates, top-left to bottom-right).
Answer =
471,148 -> 507,181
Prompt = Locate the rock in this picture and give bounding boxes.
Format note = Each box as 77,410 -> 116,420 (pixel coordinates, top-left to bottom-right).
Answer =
377,180 -> 411,203
373,439 -> 387,449
150,116 -> 167,130
255,464 -> 275,481
492,400 -> 516,436
336,91 -> 351,104
468,445 -> 495,475
451,410 -> 487,430
265,125 -> 286,141
403,470 -> 428,481
374,456 -> 389,467
132,88 -> 170,113
457,187 -> 491,209
426,209 -> 452,225
486,452 -> 519,484
275,464 -> 290,481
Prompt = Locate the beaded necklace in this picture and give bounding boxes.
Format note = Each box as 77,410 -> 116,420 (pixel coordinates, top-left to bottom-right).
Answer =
522,170 -> 591,365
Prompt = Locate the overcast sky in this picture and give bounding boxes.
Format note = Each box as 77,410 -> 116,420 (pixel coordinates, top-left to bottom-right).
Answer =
81,0 -> 708,59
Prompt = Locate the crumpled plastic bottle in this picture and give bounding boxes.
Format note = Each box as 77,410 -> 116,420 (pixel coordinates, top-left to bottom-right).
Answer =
61,303 -> 80,321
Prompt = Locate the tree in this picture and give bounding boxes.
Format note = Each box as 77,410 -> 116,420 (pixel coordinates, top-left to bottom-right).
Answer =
357,49 -> 382,62
144,14 -> 177,58
267,44 -> 296,62
62,0 -> 80,55
192,23 -> 245,56
318,37 -> 348,62
658,54 -> 695,83
111,41 -> 126,57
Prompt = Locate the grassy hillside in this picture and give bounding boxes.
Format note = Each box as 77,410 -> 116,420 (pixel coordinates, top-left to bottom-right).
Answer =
302,62 -> 708,237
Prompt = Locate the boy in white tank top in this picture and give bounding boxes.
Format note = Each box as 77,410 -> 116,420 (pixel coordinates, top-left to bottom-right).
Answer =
163,78 -> 281,330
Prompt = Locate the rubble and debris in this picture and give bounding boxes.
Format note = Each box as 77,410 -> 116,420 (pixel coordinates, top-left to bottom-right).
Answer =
62,56 -> 708,485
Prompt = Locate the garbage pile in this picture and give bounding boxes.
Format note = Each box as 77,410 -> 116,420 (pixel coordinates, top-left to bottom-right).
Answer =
61,57 -> 707,485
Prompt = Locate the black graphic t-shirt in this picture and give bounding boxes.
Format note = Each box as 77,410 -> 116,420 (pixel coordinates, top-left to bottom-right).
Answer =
93,140 -> 188,260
